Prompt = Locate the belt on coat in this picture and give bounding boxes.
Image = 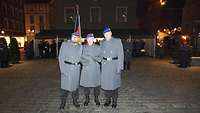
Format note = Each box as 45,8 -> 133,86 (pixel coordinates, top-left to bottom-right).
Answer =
103,57 -> 118,61
64,61 -> 81,65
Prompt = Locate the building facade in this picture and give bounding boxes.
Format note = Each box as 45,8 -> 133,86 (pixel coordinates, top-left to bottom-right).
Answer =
138,0 -> 184,33
24,0 -> 56,42
0,0 -> 25,47
55,0 -> 138,31
182,0 -> 200,55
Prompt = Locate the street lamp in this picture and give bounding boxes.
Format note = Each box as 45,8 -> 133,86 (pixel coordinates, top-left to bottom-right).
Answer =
181,35 -> 187,41
160,0 -> 167,6
1,30 -> 5,35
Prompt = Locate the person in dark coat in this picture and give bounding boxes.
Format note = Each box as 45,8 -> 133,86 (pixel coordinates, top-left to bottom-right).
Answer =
0,40 -> 4,67
156,41 -> 164,59
44,41 -> 50,58
38,40 -> 43,58
178,41 -> 191,68
80,33 -> 102,106
100,26 -> 124,108
58,32 -> 82,111
122,38 -> 133,70
50,40 -> 57,58
0,38 -> 8,68
25,40 -> 34,59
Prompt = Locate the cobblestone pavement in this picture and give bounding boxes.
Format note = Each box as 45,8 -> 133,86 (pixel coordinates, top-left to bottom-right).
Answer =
0,57 -> 200,113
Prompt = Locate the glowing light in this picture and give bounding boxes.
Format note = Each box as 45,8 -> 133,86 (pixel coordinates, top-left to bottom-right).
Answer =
174,28 -> 177,31
182,35 -> 187,40
177,27 -> 181,31
160,0 -> 167,6
140,49 -> 145,52
1,30 -> 5,34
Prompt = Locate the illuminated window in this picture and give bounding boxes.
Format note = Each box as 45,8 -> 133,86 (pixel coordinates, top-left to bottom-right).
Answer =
30,15 -> 34,24
116,6 -> 128,23
39,15 -> 44,24
30,26 -> 35,31
90,7 -> 101,24
64,7 -> 75,24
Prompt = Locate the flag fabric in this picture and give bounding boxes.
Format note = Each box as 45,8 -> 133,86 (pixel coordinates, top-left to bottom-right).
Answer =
74,5 -> 82,44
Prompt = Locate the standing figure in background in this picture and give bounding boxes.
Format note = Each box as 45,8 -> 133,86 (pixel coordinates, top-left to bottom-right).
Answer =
178,41 -> 191,68
123,37 -> 133,70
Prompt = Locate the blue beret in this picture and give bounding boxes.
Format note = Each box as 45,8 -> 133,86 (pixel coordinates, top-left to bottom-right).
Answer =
71,32 -> 80,36
86,33 -> 94,39
103,26 -> 111,34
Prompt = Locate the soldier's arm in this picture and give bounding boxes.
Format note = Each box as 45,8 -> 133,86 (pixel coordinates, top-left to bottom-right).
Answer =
88,46 -> 102,63
96,46 -> 103,63
118,39 -> 124,71
80,46 -> 90,65
58,42 -> 66,74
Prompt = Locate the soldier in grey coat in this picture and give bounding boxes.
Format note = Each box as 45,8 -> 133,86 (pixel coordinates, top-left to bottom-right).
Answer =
58,32 -> 82,110
100,27 -> 124,108
80,33 -> 102,106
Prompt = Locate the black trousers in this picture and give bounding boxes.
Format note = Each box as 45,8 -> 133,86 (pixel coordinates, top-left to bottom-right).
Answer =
104,88 -> 118,103
124,61 -> 131,70
83,86 -> 100,97
60,89 -> 79,103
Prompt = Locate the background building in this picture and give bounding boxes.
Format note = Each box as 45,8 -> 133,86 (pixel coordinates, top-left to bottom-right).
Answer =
55,0 -> 138,31
35,0 -> 155,57
138,0 -> 185,33
24,0 -> 56,42
0,0 -> 25,47
182,0 -> 200,55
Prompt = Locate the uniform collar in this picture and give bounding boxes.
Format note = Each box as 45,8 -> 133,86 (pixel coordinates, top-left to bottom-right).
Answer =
105,37 -> 113,41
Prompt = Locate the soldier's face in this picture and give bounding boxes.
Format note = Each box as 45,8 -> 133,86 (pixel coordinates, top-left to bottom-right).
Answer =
104,32 -> 112,41
71,35 -> 78,43
87,38 -> 94,45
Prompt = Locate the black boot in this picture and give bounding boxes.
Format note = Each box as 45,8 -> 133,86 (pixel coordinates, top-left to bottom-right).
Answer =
73,99 -> 80,108
94,96 -> 100,106
104,98 -> 111,107
59,99 -> 66,110
112,102 -> 117,108
83,95 -> 90,106
112,98 -> 117,108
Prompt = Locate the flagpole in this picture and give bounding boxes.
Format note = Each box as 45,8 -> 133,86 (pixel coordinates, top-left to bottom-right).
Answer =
76,5 -> 82,38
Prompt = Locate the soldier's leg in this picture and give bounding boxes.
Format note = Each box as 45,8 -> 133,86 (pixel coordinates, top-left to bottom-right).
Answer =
111,88 -> 119,108
59,89 -> 68,109
94,86 -> 100,106
104,90 -> 111,107
124,61 -> 127,70
72,89 -> 80,107
127,60 -> 131,70
83,87 -> 90,106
